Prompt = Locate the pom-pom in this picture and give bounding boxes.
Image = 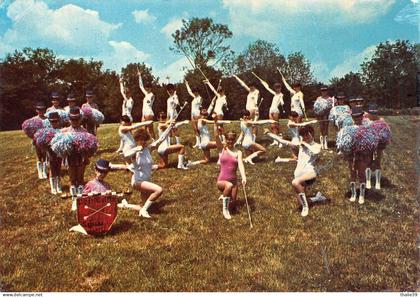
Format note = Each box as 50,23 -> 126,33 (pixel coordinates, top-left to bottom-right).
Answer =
92,108 -> 104,124
336,125 -> 357,155
73,132 -> 98,157
22,117 -> 45,139
329,105 -> 350,124
34,128 -> 60,149
341,115 -> 354,128
336,113 -> 353,129
45,109 -> 69,124
353,126 -> 379,153
51,132 -> 75,157
370,120 -> 392,146
81,106 -> 93,118
313,98 -> 332,116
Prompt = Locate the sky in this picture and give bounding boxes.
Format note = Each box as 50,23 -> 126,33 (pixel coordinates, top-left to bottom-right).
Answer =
0,0 -> 418,83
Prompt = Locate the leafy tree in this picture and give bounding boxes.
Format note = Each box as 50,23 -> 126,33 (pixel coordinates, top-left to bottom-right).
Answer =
281,52 -> 314,86
170,17 -> 232,69
361,40 -> 417,108
330,72 -> 364,98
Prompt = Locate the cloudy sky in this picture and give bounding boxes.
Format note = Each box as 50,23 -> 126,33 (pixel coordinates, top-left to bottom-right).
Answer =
0,0 -> 418,83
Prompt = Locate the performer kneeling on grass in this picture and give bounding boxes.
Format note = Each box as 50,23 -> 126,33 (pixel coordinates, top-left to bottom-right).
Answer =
264,125 -> 323,217
47,112 -> 63,194
111,124 -> 175,218
185,80 -> 202,148
62,107 -> 90,198
235,110 -> 275,165
214,123 -> 247,220
117,115 -> 153,160
156,112 -> 189,170
188,109 -> 231,166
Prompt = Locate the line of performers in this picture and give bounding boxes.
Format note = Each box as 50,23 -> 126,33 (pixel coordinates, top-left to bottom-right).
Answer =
23,71 -> 391,219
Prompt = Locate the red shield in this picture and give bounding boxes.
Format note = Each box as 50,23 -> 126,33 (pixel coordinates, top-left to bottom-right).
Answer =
76,194 -> 118,235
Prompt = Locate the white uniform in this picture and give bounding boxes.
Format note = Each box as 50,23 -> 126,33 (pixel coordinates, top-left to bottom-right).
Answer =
119,129 -> 136,157
270,93 -> 284,114
129,148 -> 154,185
214,96 -> 227,116
122,98 -> 134,122
294,141 -> 321,178
282,77 -> 305,116
246,89 -> 259,112
191,96 -> 202,118
167,94 -> 179,120
241,121 -> 254,149
157,125 -> 171,155
198,120 -> 211,149
142,94 -> 154,117
287,120 -> 300,145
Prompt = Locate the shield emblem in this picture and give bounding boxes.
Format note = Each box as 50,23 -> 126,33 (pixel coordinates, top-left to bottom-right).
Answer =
76,193 -> 118,235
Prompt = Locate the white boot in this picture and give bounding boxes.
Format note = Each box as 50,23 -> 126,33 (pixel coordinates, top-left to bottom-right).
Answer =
175,136 -> 181,145
324,136 -> 328,149
77,185 -> 84,195
365,168 -> 372,189
37,161 -> 43,179
375,169 -> 381,190
70,186 -> 77,211
320,136 -> 324,149
49,178 -> 57,195
252,134 -> 256,142
55,177 -> 62,194
42,162 -> 48,179
349,182 -> 357,202
298,193 -> 309,217
244,151 -> 260,165
177,155 -> 188,170
310,191 -> 326,203
222,196 -> 231,220
139,199 -> 153,218
193,135 -> 201,148
359,183 -> 366,204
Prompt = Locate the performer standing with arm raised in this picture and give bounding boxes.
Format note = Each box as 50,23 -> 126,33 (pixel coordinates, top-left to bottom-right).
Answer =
280,71 -> 305,121
204,79 -> 228,141
138,70 -> 156,140
185,80 -> 203,148
166,83 -> 183,145
117,77 -> 135,154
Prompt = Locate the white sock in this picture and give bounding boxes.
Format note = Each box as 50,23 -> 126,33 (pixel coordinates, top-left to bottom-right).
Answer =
55,177 -> 62,193
177,154 -> 185,167
298,193 -> 308,207
359,183 -> 366,199
70,185 -> 77,196
320,136 -> 324,148
37,161 -> 43,178
42,162 -> 48,178
142,199 -> 153,211
310,191 -> 326,203
252,134 -> 256,142
375,169 -> 381,189
365,168 -> 372,189
324,136 -> 328,149
246,151 -> 260,162
77,185 -> 84,195
49,178 -> 56,194
175,136 -> 181,144
195,135 -> 200,145
117,139 -> 123,152
350,182 -> 356,199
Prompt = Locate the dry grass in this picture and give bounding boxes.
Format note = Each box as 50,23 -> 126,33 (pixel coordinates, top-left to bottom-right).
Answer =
0,116 -> 418,292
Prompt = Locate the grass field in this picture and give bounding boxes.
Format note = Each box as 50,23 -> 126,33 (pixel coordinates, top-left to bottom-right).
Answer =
0,116 -> 418,292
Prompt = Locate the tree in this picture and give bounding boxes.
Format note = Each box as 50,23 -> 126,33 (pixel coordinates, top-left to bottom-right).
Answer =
330,72 -> 364,98
281,52 -> 314,86
361,40 -> 417,108
170,17 -> 233,69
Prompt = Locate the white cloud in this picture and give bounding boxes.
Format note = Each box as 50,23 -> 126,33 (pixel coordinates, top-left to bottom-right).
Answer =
329,45 -> 376,79
2,0 -> 120,56
394,3 -> 419,26
132,9 -> 156,24
160,17 -> 183,39
155,57 -> 191,83
0,0 -> 150,72
223,0 -> 396,38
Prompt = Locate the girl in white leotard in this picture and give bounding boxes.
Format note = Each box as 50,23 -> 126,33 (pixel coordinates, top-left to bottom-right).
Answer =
265,125 -> 321,217
204,79 -> 228,141
235,110 -> 274,165
188,109 -> 231,166
111,123 -> 175,218
156,112 -> 189,170
117,115 -> 153,160
185,80 -> 203,148
138,70 -> 155,140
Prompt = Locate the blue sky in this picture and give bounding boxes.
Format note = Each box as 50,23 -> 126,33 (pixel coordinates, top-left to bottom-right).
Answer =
0,0 -> 418,83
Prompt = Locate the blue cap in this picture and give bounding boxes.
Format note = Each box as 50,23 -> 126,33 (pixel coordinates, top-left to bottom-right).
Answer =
67,94 -> 76,101
48,112 -> 60,120
35,101 -> 46,109
69,106 -> 82,119
368,103 -> 379,115
351,107 -> 364,117
86,90 -> 94,97
95,159 -> 110,172
51,92 -> 60,98
336,92 -> 346,99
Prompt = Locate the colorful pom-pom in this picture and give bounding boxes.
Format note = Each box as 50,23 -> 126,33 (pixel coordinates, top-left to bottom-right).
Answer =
34,128 -> 60,149
370,120 -> 391,146
92,108 -> 104,124
353,126 -> 379,153
336,125 -> 358,155
72,132 -> 98,157
81,106 -> 93,118
313,98 -> 333,116
51,132 -> 75,157
22,117 -> 45,139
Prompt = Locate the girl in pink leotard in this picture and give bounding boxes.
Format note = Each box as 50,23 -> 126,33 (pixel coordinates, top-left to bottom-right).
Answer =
214,118 -> 247,220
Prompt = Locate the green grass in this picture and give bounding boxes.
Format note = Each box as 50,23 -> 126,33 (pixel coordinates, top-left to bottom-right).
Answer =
0,116 -> 418,292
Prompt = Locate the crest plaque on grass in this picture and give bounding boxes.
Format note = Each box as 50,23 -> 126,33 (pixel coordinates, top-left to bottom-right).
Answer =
76,194 -> 118,236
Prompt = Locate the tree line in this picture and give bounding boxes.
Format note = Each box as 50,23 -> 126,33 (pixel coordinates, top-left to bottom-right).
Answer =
0,17 -> 417,130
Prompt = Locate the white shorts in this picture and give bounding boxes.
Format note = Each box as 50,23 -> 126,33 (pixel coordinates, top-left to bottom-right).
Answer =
157,145 -> 167,156
131,173 -> 151,186
269,107 -> 280,114
142,109 -> 154,117
242,140 -> 253,150
191,110 -> 200,119
168,111 -> 178,120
